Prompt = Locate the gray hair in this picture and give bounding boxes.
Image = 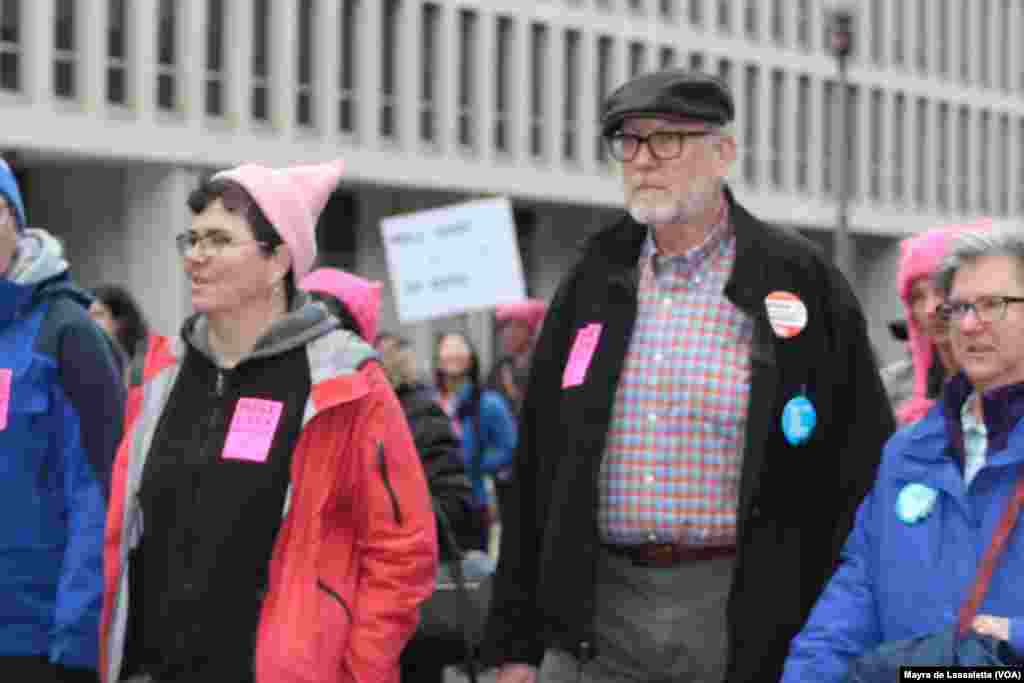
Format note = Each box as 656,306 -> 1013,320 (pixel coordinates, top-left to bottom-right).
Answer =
935,227 -> 1024,296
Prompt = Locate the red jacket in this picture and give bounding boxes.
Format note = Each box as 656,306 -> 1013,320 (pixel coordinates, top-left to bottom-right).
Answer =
100,331 -> 438,683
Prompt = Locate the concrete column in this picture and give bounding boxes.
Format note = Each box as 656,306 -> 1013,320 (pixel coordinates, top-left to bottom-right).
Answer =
512,16 -> 532,162
179,0 -> 203,125
905,0 -> 920,74
918,99 -> 934,210
759,0 -> 773,44
948,103 -> 962,216
474,8 -> 495,163
1009,2 -> 1022,93
962,0 -> 975,85
546,25 -> 566,167
759,65 -> 773,189
578,28 -> 598,174
900,94 -> 914,207
398,0 -> 422,148
269,0 -> 297,136
778,71 -> 795,191
226,0 -> 253,131
854,83 -> 870,204
727,0 -> 742,36
1009,115 -> 1021,217
805,76 -> 823,197
79,0 -> 106,111
23,0 -> 55,103
128,0 -> 156,118
804,0 -> 820,53
780,0 -> 795,51
438,3 -> 458,155
935,101 -> 951,213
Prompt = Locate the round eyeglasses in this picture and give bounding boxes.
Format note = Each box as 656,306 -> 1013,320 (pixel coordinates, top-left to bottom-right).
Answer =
605,130 -> 713,162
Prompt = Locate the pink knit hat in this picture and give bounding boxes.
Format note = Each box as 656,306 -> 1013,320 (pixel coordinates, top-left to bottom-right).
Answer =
496,298 -> 547,335
213,159 -> 345,282
300,267 -> 383,342
895,218 -> 992,424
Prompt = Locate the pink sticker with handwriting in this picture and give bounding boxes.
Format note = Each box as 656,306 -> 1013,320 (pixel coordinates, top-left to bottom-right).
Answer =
562,324 -> 603,389
0,369 -> 10,431
221,397 -> 284,463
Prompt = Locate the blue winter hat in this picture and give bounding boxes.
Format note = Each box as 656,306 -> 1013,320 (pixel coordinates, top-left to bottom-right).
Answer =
0,159 -> 27,231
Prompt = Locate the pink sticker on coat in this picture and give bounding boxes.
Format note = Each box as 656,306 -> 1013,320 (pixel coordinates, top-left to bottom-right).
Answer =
562,324 -> 603,389
0,368 -> 10,431
221,397 -> 284,463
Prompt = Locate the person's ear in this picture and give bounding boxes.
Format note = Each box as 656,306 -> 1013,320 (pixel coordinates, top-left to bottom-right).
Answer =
269,243 -> 292,287
714,133 -> 737,172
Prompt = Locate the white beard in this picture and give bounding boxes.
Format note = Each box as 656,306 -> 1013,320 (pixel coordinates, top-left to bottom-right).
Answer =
627,179 -> 720,226
629,203 -> 682,226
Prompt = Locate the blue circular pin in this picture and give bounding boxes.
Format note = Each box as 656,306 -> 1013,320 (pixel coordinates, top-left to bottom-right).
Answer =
897,483 -> 938,525
782,395 -> 817,446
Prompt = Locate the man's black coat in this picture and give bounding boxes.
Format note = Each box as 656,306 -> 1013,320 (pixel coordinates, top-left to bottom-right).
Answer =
481,189 -> 896,682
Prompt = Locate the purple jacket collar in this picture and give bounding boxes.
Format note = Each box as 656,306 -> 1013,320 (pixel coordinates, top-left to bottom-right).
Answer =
942,372 -> 1024,461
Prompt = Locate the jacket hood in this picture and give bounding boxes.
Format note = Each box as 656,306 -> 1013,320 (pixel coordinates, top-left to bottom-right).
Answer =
184,291 -> 339,365
0,229 -> 92,324
5,228 -> 69,286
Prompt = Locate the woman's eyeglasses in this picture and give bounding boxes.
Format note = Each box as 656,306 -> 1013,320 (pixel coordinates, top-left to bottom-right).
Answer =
175,231 -> 266,257
939,295 -> 1024,324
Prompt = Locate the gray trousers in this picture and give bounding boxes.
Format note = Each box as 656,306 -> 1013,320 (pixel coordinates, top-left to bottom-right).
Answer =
538,548 -> 733,683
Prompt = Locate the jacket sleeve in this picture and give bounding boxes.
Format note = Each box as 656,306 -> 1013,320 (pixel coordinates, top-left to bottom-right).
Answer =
345,369 -> 439,683
51,396 -> 106,672
781,486 -> 883,683
824,264 -> 896,567
57,312 -> 125,496
408,394 -> 475,546
480,273 -> 577,668
477,391 -> 518,473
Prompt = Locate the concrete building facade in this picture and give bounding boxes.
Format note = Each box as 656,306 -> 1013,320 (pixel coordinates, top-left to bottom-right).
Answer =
1,0 -> 1021,369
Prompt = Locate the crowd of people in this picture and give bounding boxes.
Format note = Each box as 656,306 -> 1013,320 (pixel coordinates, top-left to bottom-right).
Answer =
2,66 -> 1023,683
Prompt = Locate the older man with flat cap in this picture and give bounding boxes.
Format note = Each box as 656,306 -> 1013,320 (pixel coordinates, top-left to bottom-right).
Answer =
478,70 -> 895,682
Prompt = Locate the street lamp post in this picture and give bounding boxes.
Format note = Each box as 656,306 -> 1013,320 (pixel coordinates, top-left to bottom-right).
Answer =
829,8 -> 855,282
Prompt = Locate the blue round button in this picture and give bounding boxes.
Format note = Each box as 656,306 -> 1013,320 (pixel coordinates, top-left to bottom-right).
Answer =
897,483 -> 938,525
782,395 -> 817,446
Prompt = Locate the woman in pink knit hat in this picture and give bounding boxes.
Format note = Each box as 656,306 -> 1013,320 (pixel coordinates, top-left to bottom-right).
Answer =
100,162 -> 437,683
488,298 -> 547,416
885,219 -> 991,425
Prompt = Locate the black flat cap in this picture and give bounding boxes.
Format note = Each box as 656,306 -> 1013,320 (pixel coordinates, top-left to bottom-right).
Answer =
600,69 -> 735,137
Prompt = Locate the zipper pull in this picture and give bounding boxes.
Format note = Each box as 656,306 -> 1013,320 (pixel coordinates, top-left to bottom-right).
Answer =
215,370 -> 226,397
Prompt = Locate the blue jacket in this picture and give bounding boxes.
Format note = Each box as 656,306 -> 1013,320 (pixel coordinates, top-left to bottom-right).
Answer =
0,239 -> 124,670
783,376 -> 1024,682
456,385 -> 517,507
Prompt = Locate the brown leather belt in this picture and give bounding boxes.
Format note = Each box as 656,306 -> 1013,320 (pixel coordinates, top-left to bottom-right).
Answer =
603,542 -> 737,568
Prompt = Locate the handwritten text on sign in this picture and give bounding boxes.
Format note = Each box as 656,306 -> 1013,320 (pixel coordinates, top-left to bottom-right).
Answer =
380,197 -> 527,323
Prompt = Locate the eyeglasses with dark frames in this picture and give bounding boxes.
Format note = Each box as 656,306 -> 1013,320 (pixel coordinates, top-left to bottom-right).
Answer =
174,230 -> 267,257
939,295 -> 1024,324
605,129 -> 714,162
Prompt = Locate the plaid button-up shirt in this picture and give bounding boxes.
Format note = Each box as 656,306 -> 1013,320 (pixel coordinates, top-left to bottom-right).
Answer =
597,210 -> 753,546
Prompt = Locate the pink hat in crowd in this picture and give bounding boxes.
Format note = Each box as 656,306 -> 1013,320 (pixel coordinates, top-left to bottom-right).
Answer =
496,298 -> 548,335
895,217 -> 992,425
213,159 -> 345,282
300,267 -> 383,343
